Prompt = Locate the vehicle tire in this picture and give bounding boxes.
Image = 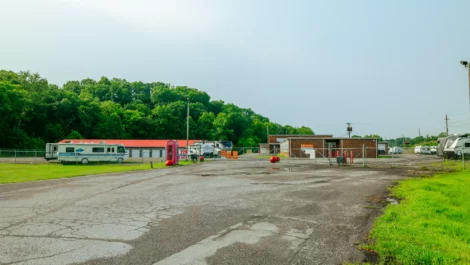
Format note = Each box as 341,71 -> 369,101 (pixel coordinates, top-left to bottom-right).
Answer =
81,158 -> 89,165
117,158 -> 123,164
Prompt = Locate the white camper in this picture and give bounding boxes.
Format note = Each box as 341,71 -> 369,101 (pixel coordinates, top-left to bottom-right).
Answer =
190,140 -> 233,157
57,143 -> 127,164
421,146 -> 431,155
444,136 -> 470,159
389,147 -> 403,154
414,146 -> 422,154
45,143 -> 59,160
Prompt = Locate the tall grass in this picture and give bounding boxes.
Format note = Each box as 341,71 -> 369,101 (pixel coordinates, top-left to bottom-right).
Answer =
365,171 -> 470,264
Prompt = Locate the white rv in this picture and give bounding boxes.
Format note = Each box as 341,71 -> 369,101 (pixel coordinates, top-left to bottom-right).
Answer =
421,146 -> 431,155
190,140 -> 233,157
45,143 -> 59,160
444,136 -> 470,159
389,147 -> 403,154
414,146 -> 422,154
56,143 -> 127,164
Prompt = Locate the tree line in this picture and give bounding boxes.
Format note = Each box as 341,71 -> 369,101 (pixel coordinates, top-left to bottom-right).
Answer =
353,133 -> 449,147
0,70 -> 314,149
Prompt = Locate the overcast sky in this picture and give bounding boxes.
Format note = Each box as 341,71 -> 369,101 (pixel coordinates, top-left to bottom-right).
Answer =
1,0 -> 470,139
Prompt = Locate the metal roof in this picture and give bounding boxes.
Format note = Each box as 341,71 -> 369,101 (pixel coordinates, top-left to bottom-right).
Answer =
58,139 -> 200,148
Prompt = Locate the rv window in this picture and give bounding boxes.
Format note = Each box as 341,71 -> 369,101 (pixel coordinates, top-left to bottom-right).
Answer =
117,147 -> 125,153
112,148 -> 115,152
53,146 -> 57,151
65,147 -> 74,153
465,143 -> 470,148
92,147 -> 105,153
107,148 -> 111,152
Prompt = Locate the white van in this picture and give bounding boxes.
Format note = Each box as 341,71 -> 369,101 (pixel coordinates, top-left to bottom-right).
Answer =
57,143 -> 127,164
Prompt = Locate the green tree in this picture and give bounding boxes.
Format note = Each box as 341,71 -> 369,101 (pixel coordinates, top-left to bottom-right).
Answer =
364,134 -> 383,141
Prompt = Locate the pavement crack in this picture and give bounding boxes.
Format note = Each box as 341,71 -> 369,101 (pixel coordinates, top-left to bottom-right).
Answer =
6,245 -> 86,265
3,234 -> 129,244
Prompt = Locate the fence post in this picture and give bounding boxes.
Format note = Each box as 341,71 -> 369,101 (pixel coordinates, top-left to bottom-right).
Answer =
362,144 -> 365,167
462,147 -> 465,170
15,149 -> 17,164
328,146 -> 332,166
34,150 -> 37,164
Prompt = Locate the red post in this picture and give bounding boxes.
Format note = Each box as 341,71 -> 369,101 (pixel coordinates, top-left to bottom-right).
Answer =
350,151 -> 353,164
343,151 -> 347,164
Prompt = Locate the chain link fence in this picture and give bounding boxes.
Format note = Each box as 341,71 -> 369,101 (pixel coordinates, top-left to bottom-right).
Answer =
0,149 -> 47,164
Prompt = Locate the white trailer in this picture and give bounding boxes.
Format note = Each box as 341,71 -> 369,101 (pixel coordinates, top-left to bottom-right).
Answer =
57,143 -> 127,164
45,143 -> 59,160
414,146 -> 422,154
444,136 -> 470,159
389,147 -> 403,154
190,140 -> 233,157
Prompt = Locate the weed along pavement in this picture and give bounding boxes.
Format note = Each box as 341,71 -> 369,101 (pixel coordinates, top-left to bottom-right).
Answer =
0,156 -> 438,264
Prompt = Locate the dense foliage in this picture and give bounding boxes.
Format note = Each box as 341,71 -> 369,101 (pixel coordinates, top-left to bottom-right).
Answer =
0,70 -> 314,149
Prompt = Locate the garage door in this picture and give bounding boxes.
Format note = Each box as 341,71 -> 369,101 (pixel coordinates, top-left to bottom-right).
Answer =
131,149 -> 140,158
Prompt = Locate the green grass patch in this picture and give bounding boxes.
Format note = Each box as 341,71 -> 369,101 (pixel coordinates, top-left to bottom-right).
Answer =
378,155 -> 393,159
365,170 -> 470,264
0,161 -> 192,184
428,159 -> 470,172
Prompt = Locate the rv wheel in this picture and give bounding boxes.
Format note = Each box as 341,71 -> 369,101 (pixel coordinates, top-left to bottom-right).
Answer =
81,158 -> 89,165
117,158 -> 123,164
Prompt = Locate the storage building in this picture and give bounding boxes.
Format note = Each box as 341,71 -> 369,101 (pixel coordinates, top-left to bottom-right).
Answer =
278,137 -> 378,158
266,134 -> 333,154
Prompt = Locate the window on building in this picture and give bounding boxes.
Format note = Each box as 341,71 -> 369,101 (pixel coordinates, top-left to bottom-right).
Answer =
53,146 -> 57,151
465,143 -> 470,148
112,147 -> 115,152
150,150 -> 153,158
65,147 -> 74,153
93,147 -> 105,153
107,147 -> 111,152
160,150 -> 163,157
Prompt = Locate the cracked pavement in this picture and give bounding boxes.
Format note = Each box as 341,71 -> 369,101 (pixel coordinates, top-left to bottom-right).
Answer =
0,159 -> 407,264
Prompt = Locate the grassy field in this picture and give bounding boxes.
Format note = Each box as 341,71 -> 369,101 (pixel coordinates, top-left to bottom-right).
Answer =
365,170 -> 470,264
0,161 -> 192,184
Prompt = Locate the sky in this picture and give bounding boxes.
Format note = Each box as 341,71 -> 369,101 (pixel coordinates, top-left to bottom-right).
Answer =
1,0 -> 470,139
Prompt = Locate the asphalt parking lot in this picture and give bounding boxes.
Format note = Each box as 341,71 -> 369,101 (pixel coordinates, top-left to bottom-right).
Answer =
0,156 -> 439,265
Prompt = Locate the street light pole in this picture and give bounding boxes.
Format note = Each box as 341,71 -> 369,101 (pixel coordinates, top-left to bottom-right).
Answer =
460,61 -> 470,109
186,98 -> 190,149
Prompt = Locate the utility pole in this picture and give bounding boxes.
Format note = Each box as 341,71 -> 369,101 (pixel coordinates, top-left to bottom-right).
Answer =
346,123 -> 352,138
445,114 -> 449,136
418,128 -> 421,137
186,98 -> 190,149
459,61 -> 470,109
402,135 -> 405,148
